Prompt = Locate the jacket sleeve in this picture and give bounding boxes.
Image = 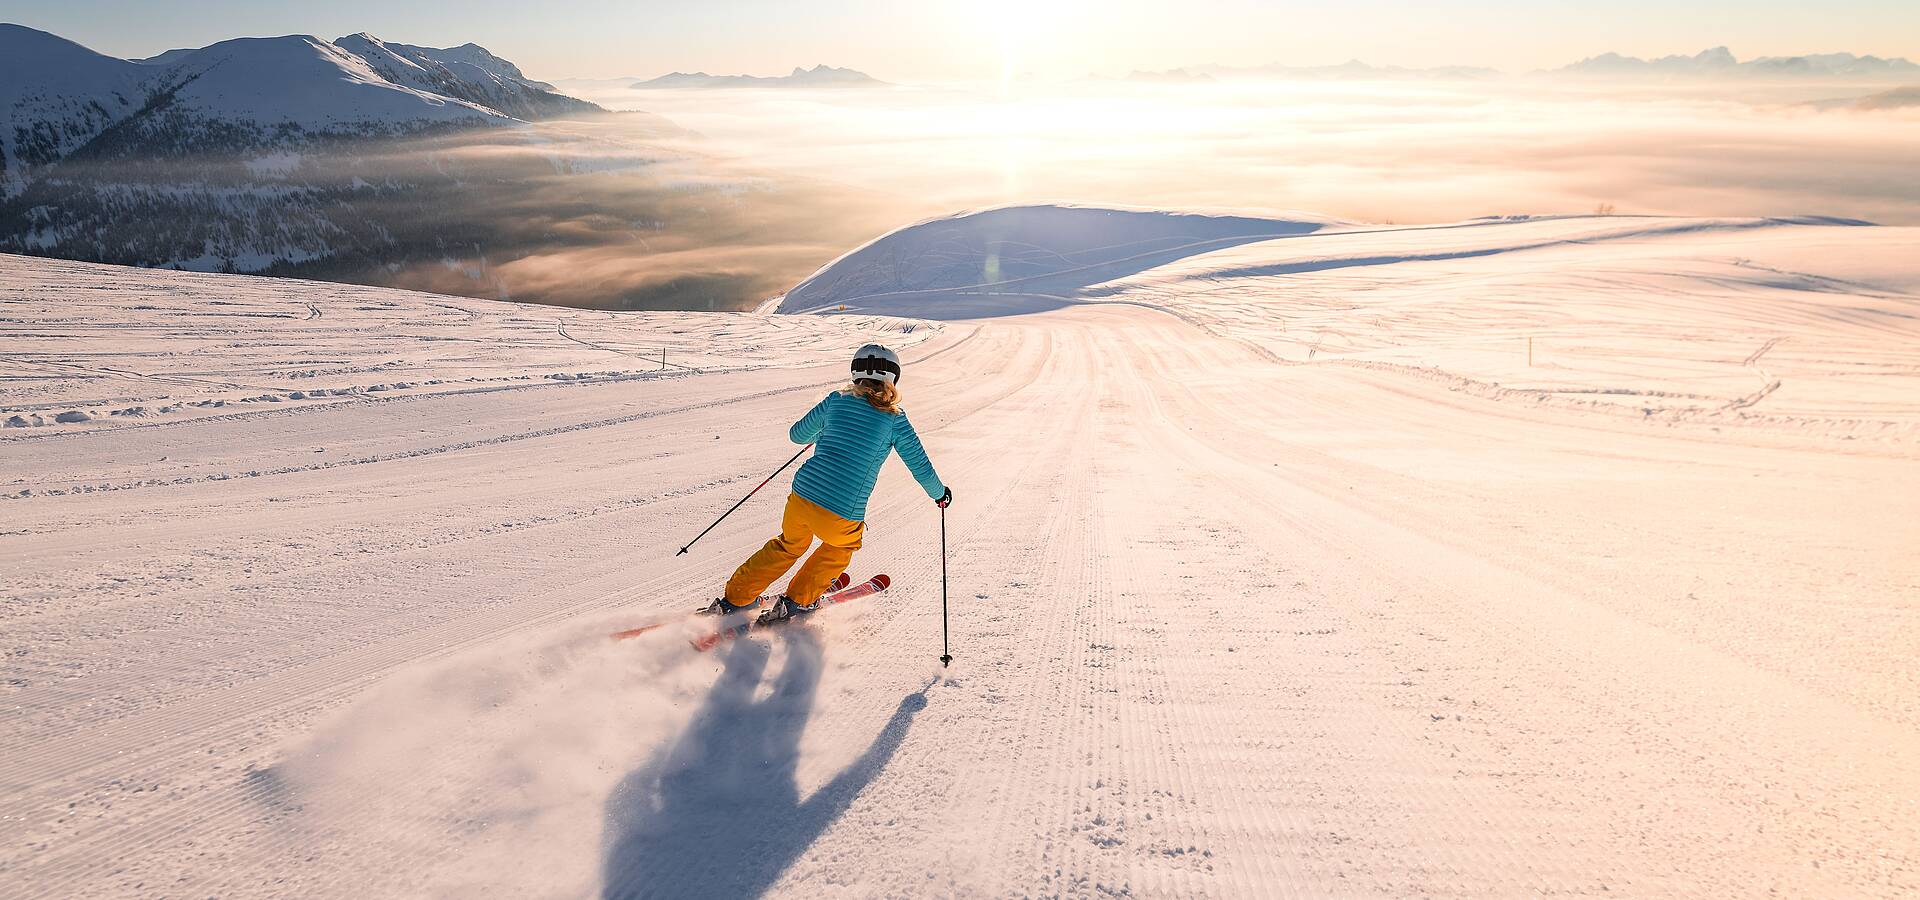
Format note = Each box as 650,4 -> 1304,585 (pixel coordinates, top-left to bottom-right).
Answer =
789,395 -> 830,444
891,413 -> 946,499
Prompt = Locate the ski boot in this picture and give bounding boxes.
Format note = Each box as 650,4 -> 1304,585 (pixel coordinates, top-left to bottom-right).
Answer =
755,595 -> 820,626
697,596 -> 758,616
699,574 -> 845,617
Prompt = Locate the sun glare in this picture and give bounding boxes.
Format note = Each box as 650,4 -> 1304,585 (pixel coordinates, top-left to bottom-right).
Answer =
965,0 -> 1094,87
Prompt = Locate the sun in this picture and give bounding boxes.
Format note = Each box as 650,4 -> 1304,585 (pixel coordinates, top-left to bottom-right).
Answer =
955,0 -> 1091,87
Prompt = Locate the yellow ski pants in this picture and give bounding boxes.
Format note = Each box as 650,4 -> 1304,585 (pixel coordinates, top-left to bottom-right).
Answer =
725,492 -> 864,607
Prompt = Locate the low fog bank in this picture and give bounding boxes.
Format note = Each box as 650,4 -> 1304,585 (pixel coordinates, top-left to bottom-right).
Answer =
0,112 -> 908,312
403,77 -> 1920,309
562,78 -> 1920,231
293,118 -> 912,312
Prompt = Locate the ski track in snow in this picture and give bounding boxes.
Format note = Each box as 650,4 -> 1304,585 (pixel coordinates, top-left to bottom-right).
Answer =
1,208 -> 1918,898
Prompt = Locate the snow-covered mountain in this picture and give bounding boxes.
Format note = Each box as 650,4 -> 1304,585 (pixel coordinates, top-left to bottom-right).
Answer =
137,34 -> 512,130
0,26 -> 604,198
0,25 -> 151,197
1558,46 -> 1920,79
633,64 -> 886,89
333,33 -> 600,120
0,25 -> 611,278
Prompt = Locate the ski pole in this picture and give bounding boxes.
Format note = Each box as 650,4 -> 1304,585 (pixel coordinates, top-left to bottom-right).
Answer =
939,504 -> 952,667
676,444 -> 811,556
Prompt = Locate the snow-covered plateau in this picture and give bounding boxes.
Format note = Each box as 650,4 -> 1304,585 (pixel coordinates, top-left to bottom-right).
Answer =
2,204 -> 1917,896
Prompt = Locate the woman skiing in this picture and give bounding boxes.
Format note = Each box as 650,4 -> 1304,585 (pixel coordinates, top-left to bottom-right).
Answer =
704,344 -> 950,624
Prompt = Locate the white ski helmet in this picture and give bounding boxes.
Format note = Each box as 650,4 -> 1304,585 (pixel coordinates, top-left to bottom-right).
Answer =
852,344 -> 901,385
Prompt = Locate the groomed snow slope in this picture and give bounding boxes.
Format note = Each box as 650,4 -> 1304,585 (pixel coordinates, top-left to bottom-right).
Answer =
2,202 -> 1917,899
0,255 -> 934,437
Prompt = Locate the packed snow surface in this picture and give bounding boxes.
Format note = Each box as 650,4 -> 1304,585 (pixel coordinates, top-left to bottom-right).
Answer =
2,203 -> 1917,897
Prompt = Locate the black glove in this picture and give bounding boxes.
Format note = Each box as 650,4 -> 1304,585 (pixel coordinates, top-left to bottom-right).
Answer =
935,486 -> 952,509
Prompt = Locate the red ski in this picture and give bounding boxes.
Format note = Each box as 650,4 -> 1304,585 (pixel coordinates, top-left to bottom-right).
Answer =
608,573 -> 852,641
690,574 -> 891,652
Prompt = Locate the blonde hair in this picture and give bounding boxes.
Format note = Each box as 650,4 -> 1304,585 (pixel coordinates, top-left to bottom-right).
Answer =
848,378 -> 902,414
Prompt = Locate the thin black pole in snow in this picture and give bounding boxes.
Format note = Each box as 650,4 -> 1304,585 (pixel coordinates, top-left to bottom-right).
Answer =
939,505 -> 952,667
676,444 -> 811,556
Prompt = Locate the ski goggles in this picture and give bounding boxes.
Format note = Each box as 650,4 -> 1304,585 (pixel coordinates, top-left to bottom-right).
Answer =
851,356 -> 901,384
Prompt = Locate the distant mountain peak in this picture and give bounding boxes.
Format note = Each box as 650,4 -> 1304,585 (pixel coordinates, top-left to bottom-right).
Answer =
1559,46 -> 1919,78
634,65 -> 887,89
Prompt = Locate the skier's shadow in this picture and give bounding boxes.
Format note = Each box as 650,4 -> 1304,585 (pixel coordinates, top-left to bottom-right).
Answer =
600,628 -> 931,899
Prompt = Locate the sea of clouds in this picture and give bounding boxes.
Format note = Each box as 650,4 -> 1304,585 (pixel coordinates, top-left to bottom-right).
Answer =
557,76 -> 1920,228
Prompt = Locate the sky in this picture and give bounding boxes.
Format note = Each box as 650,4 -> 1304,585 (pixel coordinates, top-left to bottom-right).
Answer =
3,0 -> 1918,82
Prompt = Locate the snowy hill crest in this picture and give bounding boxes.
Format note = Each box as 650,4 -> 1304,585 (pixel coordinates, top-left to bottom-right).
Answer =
777,204 -> 1333,315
